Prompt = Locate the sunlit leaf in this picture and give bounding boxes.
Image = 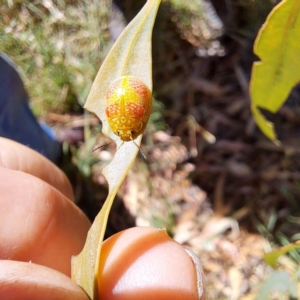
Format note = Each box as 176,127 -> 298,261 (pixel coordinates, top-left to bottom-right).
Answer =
250,0 -> 300,142
71,1 -> 161,299
264,241 -> 300,268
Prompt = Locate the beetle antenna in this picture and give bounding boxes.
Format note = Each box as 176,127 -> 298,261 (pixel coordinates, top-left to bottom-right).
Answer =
92,142 -> 113,152
131,138 -> 147,160
116,141 -> 124,152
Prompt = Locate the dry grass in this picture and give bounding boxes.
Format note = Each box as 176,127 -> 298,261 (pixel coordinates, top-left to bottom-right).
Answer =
0,0 -> 111,115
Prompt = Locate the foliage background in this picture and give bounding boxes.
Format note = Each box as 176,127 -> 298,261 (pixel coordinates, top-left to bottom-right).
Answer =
1,0 -> 300,299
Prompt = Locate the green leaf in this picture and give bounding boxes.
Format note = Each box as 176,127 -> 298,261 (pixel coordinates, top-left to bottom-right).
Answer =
256,271 -> 297,300
264,241 -> 300,268
71,1 -> 161,299
250,0 -> 300,142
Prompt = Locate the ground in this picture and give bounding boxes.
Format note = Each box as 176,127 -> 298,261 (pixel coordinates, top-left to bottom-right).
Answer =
1,0 -> 300,299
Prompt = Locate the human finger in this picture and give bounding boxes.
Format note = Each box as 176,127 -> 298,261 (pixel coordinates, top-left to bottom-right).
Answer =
98,227 -> 205,300
0,137 -> 73,200
0,260 -> 89,300
0,167 -> 91,276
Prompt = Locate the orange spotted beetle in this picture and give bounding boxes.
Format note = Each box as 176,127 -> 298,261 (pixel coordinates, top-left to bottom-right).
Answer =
105,76 -> 152,142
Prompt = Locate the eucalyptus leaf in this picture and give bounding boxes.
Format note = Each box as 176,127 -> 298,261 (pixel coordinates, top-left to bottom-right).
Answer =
71,1 -> 161,299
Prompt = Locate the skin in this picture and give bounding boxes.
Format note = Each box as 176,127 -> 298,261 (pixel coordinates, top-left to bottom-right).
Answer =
0,138 -> 91,276
0,137 -> 90,299
0,138 -> 74,200
99,227 -> 203,300
0,137 -> 203,299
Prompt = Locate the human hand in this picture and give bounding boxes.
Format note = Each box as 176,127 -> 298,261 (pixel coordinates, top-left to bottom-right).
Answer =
0,138 -> 204,300
0,137 -> 91,299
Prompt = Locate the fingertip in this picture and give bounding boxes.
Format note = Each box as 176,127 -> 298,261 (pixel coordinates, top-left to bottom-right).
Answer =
98,227 -> 203,300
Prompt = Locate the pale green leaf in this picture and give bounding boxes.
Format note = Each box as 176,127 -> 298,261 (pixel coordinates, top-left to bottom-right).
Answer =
71,1 -> 161,299
256,271 -> 297,300
250,0 -> 300,142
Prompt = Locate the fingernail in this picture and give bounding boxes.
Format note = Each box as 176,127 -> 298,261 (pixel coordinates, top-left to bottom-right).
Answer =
185,248 -> 206,300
